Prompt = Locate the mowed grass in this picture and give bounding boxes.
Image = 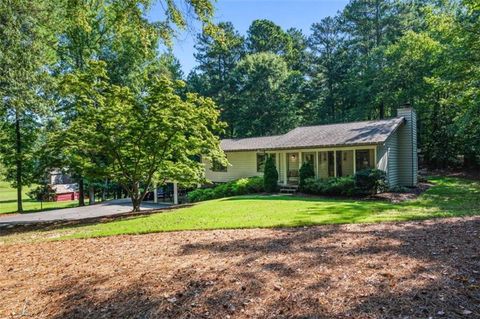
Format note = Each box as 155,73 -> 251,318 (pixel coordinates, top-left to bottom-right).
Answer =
0,181 -> 78,214
44,176 -> 478,240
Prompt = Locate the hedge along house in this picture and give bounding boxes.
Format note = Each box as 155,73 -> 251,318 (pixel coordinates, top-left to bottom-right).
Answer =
204,108 -> 417,188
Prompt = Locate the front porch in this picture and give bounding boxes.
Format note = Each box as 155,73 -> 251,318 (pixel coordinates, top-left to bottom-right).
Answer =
263,146 -> 377,186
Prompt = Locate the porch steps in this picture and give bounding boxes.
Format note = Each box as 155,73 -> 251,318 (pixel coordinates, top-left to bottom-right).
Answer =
279,185 -> 299,194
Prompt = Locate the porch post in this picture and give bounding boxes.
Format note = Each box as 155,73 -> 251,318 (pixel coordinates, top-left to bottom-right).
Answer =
333,151 -> 337,177
153,182 -> 158,204
173,182 -> 178,205
374,147 -> 377,169
314,152 -> 318,178
283,153 -> 288,185
353,149 -> 356,174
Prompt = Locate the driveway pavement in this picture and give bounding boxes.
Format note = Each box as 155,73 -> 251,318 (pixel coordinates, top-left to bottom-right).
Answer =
0,199 -> 171,226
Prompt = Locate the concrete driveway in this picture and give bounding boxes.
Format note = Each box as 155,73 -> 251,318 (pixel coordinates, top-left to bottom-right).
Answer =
0,199 -> 171,226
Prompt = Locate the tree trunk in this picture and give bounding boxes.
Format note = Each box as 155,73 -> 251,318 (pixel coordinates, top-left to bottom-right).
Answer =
379,101 -> 385,119
101,179 -> 107,201
89,185 -> 95,205
131,197 -> 141,212
131,182 -> 141,212
78,177 -> 85,206
15,110 -> 23,213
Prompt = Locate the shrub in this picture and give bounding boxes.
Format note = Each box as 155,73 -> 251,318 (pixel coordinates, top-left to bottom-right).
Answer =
354,168 -> 387,194
303,176 -> 358,196
263,156 -> 278,192
246,176 -> 264,193
188,177 -> 265,202
27,184 -> 56,201
299,161 -> 315,191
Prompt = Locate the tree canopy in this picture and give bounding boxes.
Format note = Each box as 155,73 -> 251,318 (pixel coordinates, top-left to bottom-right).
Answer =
188,0 -> 480,169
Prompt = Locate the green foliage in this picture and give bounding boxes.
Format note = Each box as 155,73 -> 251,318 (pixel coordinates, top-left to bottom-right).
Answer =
26,184 -> 57,202
302,169 -> 387,196
354,169 -> 388,194
0,0 -> 57,212
303,176 -> 357,196
188,177 -> 264,202
187,2 -> 480,170
61,61 -> 226,211
299,161 -> 315,190
227,52 -> 302,136
263,156 -> 279,192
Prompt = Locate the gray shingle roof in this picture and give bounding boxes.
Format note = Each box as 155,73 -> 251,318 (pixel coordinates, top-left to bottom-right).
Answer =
221,117 -> 405,151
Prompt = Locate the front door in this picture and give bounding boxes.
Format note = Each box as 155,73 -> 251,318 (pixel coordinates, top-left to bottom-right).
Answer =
286,152 -> 299,184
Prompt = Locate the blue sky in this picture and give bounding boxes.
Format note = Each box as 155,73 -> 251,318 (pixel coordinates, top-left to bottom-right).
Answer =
149,0 -> 349,75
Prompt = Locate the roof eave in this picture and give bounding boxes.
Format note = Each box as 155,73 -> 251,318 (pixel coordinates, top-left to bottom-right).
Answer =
222,141 -> 385,152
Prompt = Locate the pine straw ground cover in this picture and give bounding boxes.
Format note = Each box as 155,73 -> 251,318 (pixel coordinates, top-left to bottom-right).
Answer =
1,217 -> 479,319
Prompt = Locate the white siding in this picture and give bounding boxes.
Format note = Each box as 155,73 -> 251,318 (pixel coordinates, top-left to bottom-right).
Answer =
203,151 -> 262,183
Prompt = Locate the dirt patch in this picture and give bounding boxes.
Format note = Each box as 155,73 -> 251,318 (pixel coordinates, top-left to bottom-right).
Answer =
1,217 -> 479,319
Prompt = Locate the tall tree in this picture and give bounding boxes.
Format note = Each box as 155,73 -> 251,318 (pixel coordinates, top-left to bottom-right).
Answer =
62,61 -> 226,211
0,0 -> 56,212
227,52 -> 297,137
189,22 -> 245,136
53,0 -> 217,205
246,19 -> 292,55
308,16 -> 351,123
341,0 -> 414,119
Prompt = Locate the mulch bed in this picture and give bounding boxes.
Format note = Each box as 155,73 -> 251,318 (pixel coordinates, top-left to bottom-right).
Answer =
372,182 -> 433,203
1,217 -> 479,319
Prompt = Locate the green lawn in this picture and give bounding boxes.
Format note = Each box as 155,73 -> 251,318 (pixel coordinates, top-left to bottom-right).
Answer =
42,176 -> 477,240
0,181 -> 78,214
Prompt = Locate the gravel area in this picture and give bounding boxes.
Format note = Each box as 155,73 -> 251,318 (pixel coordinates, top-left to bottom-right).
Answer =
1,217 -> 479,319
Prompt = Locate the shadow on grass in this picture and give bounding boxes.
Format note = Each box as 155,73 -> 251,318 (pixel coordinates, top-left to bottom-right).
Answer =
0,198 -> 79,215
2,176 -> 479,240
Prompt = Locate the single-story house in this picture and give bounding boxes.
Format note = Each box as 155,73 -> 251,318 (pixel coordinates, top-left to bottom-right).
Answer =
203,108 -> 417,188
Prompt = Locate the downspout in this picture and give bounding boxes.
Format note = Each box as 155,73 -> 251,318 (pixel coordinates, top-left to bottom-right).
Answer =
411,114 -> 414,186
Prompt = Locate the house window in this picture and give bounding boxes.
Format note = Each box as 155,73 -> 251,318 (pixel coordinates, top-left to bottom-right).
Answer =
257,153 -> 276,172
211,160 -> 227,172
355,149 -> 374,171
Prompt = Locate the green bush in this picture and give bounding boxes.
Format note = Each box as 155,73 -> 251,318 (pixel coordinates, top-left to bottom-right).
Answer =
263,156 -> 278,192
27,184 -> 57,201
297,169 -> 388,197
354,168 -> 387,194
303,176 -> 358,196
299,161 -> 315,190
188,177 -> 265,202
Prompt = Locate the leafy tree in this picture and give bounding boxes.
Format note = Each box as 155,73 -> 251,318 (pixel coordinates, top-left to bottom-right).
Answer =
246,19 -> 292,55
263,156 -> 279,192
52,0 -> 217,205
0,0 -> 56,212
308,16 -> 351,123
62,61 -> 226,211
193,21 -> 245,92
227,52 -> 295,136
246,20 -> 309,72
189,22 -> 245,136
